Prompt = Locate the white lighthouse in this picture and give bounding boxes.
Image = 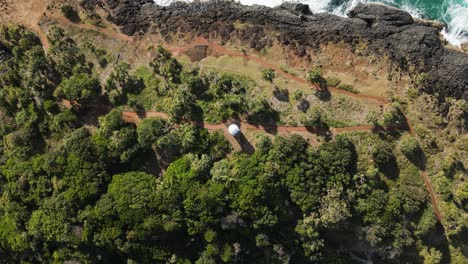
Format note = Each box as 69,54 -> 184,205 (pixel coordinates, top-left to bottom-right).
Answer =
228,124 -> 240,136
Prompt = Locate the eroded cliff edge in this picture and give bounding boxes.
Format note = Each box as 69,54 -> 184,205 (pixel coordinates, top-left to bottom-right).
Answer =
82,0 -> 467,110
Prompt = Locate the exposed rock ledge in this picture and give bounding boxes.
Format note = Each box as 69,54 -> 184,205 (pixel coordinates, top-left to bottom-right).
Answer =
81,0 -> 467,108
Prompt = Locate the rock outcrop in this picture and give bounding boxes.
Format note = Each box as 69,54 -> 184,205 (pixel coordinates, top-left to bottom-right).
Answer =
82,0 -> 468,107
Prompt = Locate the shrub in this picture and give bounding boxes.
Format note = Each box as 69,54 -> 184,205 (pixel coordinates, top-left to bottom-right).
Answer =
306,67 -> 324,87
366,111 -> 379,126
336,83 -> 358,94
415,72 -> 429,88
382,103 -> 406,127
280,66 -> 297,76
60,4 -> 80,22
54,73 -> 100,104
293,89 -> 304,101
261,67 -> 275,83
302,108 -> 326,128
398,134 -> 421,158
325,77 -> 341,87
406,88 -> 420,99
372,144 -> 394,167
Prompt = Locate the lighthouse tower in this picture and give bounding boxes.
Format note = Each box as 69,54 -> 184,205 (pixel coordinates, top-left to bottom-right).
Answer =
228,124 -> 240,136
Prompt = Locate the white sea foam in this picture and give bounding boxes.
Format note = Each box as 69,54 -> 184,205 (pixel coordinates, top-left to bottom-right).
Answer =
153,0 -> 468,47
441,2 -> 468,47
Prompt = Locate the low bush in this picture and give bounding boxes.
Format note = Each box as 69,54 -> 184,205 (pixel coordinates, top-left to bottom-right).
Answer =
61,4 -> 80,22
336,83 -> 359,94
325,77 -> 341,87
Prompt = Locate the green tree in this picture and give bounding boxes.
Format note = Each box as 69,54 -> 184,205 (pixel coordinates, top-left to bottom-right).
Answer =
60,4 -> 80,22
43,128 -> 108,205
137,117 -> 169,148
293,89 -> 304,101
0,201 -> 30,252
26,195 -> 74,243
261,67 -> 275,84
319,184 -> 351,228
105,62 -> 143,105
162,88 -> 195,121
295,214 -> 324,261
47,27 -> 87,77
306,67 -> 325,89
107,171 -> 158,224
302,107 -> 326,128
96,108 -> 124,137
94,110 -> 141,163
420,247 -> 442,264
383,103 -> 406,127
150,45 -> 182,83
0,85 -> 30,116
398,134 -> 421,158
54,73 -> 100,104
51,109 -> 77,133
366,111 -> 379,126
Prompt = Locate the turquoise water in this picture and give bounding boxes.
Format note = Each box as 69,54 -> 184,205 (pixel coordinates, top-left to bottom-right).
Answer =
153,0 -> 468,46
326,0 -> 468,46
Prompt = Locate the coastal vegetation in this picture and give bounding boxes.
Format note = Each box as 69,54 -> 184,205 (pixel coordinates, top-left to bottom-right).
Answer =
0,6 -> 466,263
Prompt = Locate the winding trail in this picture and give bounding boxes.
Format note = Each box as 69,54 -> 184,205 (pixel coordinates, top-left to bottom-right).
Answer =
170,37 -> 389,105
405,114 -> 443,223
123,110 -> 405,134
31,9 -> 442,226
43,10 -> 133,42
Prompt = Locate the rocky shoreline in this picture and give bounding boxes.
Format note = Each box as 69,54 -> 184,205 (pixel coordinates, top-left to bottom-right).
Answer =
82,0 -> 467,108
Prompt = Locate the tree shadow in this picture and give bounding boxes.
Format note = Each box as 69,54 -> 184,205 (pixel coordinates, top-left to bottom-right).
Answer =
451,226 -> 468,259
77,96 -> 112,126
315,87 -> 331,101
234,132 -> 255,154
246,106 -> 280,125
129,149 -> 161,176
305,124 -> 332,141
404,145 -> 427,171
190,104 -> 206,123
273,88 -> 289,102
62,6 -> 81,23
296,99 -> 310,112
243,122 -> 279,135
377,155 -> 400,179
419,222 -> 453,264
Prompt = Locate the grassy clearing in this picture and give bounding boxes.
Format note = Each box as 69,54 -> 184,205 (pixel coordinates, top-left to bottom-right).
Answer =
180,54 -> 381,126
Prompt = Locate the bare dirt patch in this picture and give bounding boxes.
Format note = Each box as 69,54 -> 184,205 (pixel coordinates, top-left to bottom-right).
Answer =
183,45 -> 208,62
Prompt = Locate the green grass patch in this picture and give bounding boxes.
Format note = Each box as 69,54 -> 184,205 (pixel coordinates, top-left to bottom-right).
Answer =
233,20 -> 251,30
336,83 -> 359,94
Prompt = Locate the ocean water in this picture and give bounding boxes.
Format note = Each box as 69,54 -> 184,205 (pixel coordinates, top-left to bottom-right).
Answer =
153,0 -> 468,47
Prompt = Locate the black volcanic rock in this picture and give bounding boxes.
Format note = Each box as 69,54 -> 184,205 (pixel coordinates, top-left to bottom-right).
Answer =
279,3 -> 313,16
82,0 -> 468,103
347,3 -> 414,27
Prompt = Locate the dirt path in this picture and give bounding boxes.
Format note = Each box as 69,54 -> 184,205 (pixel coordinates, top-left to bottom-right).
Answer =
9,0 -> 50,50
404,114 -> 443,223
43,10 -> 133,43
3,1 -> 133,51
122,110 -> 404,134
170,37 -> 389,105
